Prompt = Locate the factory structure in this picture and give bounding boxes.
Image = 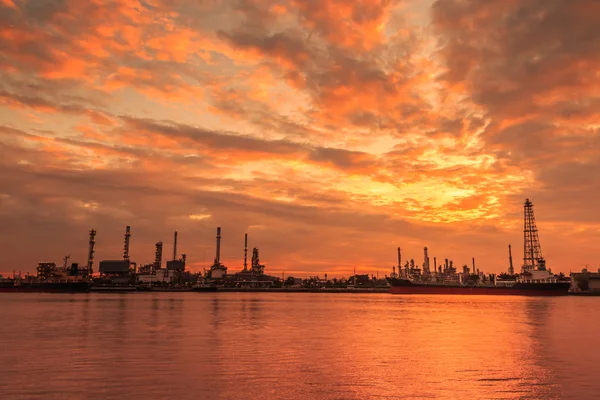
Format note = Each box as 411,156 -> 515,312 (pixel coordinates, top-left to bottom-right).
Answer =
391,244 -> 486,284
203,227 -> 276,287
389,199 -> 572,288
571,267 -> 600,291
22,197 -> 593,293
136,230 -> 187,284
95,226 -> 191,285
33,228 -> 99,282
97,226 -> 134,284
27,224 -> 277,288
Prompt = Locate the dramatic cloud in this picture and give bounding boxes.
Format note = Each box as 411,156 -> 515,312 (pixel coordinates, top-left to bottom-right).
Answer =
0,0 -> 598,276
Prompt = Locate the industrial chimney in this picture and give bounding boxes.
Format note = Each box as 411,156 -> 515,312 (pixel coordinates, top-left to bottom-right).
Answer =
87,229 -> 96,276
123,226 -> 131,261
423,247 -> 430,274
397,247 -> 401,269
173,231 -> 178,261
215,227 -> 221,263
243,233 -> 248,272
508,244 -> 514,275
472,257 -> 476,273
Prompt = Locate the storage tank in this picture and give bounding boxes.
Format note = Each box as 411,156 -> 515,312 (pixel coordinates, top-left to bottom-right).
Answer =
99,260 -> 131,274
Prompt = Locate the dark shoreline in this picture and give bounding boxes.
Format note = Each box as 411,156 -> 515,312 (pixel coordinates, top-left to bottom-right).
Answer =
90,286 -> 600,295
567,291 -> 600,296
88,287 -> 390,293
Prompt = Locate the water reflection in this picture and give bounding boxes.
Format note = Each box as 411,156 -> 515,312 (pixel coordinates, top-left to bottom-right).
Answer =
80,295 -> 90,341
0,294 -> 598,400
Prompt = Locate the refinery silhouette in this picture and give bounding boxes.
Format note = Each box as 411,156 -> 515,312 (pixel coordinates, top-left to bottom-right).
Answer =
0,199 -> 598,294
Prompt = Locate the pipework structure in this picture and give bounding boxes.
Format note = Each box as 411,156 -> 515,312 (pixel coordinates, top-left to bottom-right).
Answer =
87,229 -> 96,276
251,248 -> 265,275
123,226 -> 131,261
154,242 -> 163,271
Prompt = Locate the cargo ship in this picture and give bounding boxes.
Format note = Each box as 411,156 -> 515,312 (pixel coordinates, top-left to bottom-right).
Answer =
389,198 -> 571,296
388,275 -> 571,296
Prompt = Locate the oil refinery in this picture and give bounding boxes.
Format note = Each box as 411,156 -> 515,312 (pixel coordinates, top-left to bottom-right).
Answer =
0,224 -> 281,292
0,199 -> 599,294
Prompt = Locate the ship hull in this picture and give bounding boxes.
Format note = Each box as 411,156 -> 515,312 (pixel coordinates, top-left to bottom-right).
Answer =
389,279 -> 570,296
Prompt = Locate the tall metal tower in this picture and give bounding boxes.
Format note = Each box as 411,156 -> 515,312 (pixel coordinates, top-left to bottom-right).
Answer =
172,231 -> 178,261
123,226 -> 131,261
508,244 -> 514,275
215,227 -> 221,264
87,229 -> 96,276
243,233 -> 248,272
523,198 -> 546,272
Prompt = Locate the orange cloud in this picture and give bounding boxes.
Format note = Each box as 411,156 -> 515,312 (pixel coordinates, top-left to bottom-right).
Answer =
0,0 -> 18,9
1,0 -> 599,277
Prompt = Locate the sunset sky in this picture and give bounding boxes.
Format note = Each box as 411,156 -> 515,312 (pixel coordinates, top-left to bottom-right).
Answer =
1,0 -> 599,277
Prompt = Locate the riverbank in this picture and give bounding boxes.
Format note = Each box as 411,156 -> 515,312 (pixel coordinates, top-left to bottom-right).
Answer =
214,287 -> 389,293
88,286 -> 389,293
86,286 -> 600,295
568,291 -> 600,296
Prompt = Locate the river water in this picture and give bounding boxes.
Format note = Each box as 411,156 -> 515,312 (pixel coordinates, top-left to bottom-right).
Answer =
0,293 -> 598,400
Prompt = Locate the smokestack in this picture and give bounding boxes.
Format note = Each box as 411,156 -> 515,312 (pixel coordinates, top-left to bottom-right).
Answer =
244,233 -> 248,271
434,257 -> 437,272
87,229 -> 96,276
215,227 -> 221,263
472,257 -> 475,272
508,244 -> 514,274
424,247 -> 430,274
397,247 -> 401,268
445,258 -> 449,270
123,226 -> 131,261
154,242 -> 163,270
173,231 -> 178,261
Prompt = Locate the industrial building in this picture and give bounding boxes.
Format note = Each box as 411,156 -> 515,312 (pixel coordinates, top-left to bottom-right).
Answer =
98,260 -> 131,274
36,262 -> 57,280
137,231 -> 188,284
571,268 -> 600,291
219,232 -> 278,288
97,226 -> 134,284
